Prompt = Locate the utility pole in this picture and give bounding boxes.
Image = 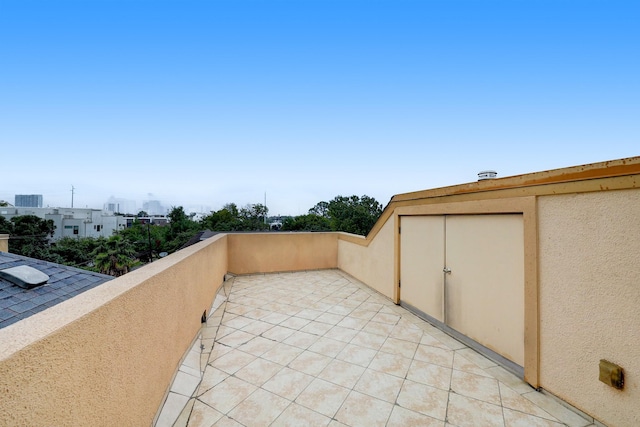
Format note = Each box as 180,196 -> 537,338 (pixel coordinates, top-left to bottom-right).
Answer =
264,192 -> 267,224
71,185 -> 75,208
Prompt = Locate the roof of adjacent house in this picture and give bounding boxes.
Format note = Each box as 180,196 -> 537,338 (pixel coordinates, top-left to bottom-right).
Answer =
0,251 -> 114,329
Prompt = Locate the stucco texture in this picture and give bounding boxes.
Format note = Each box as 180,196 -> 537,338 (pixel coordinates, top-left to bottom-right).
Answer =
538,189 -> 640,427
0,235 -> 228,426
338,219 -> 395,299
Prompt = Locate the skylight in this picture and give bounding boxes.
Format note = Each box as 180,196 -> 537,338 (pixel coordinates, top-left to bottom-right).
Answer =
0,265 -> 49,289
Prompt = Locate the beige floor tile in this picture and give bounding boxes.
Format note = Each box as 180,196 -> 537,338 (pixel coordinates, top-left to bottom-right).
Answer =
451,370 -> 501,405
260,342 -> 304,365
368,351 -> 412,378
227,388 -> 290,427
318,359 -> 366,389
300,320 -> 335,335
197,367 -> 229,396
336,343 -> 378,367
211,349 -> 257,375
186,400 -> 223,427
262,312 -> 291,325
371,312 -> 401,325
324,325 -> 360,343
295,378 -> 351,418
221,315 -> 255,330
156,392 -> 190,427
361,320 -> 395,336
315,311 -> 345,325
387,405 -> 445,427
455,348 -> 498,369
360,302 -> 384,312
288,350 -> 333,376
354,368 -> 404,403
214,325 -> 237,340
236,335 -> 277,357
452,353 -> 494,378
522,391 -> 592,427
261,324 -> 296,342
282,330 -> 319,349
336,316 -> 369,330
414,344 -> 454,368
307,336 -> 348,358
262,367 -> 315,400
503,408 -> 566,427
234,357 -> 283,386
379,337 -> 419,359
335,390 -> 394,427
243,308 -> 271,320
271,402 -> 332,427
396,379 -> 449,421
295,308 -> 324,320
446,393 -> 505,427
171,370 -> 202,397
350,330 -> 387,350
279,316 -> 311,330
430,331 -> 468,350
211,415 -> 243,426
240,320 -> 274,336
216,330 -> 255,348
420,333 -> 452,350
390,325 -> 424,343
406,359 -> 452,391
499,383 -> 558,421
198,376 -> 257,414
486,366 -> 534,394
326,304 -> 354,316
348,309 -> 377,321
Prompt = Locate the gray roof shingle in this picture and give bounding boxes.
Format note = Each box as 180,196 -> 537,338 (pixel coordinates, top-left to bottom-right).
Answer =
0,252 -> 114,329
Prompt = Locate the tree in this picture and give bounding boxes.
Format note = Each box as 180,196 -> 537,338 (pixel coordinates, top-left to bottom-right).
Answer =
8,215 -> 56,258
282,214 -> 331,232
326,195 -> 383,235
49,237 -> 101,268
91,235 -> 136,276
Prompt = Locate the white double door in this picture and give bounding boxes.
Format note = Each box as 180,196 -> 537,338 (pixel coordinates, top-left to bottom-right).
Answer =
400,214 -> 524,367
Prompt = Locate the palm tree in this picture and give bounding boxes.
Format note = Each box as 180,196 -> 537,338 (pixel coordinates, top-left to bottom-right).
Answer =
91,235 -> 136,277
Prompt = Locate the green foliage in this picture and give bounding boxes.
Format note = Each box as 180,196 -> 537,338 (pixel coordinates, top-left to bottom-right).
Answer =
282,214 -> 331,232
49,237 -> 101,267
200,203 -> 269,231
91,235 -> 136,276
7,215 -> 57,258
326,195 -> 383,235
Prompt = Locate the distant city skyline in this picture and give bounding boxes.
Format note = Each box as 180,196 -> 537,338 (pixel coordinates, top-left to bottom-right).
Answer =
1,0 -> 638,216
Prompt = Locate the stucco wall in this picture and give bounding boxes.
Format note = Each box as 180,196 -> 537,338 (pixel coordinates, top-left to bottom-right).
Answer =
0,235 -> 228,426
337,218 -> 395,299
227,232 -> 338,275
538,189 -> 640,427
0,234 -> 8,252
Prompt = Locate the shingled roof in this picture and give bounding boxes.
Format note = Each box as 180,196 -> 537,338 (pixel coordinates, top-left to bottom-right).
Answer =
0,252 -> 114,329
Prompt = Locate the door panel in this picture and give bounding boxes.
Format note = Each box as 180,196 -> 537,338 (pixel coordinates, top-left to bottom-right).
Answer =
400,216 -> 445,322
445,214 -> 525,366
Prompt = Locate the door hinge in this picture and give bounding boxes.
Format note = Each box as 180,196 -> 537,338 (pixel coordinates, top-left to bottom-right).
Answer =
398,280 -> 401,288
398,226 -> 401,234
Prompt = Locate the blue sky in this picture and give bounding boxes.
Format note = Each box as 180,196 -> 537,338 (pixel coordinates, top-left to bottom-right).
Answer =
1,0 -> 638,216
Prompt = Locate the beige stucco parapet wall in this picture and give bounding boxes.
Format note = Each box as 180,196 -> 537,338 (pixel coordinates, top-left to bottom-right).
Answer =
0,156 -> 638,426
0,234 -> 8,252
335,155 -> 640,427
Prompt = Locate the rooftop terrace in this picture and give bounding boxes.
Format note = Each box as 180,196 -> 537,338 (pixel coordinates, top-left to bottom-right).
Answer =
156,270 -> 595,427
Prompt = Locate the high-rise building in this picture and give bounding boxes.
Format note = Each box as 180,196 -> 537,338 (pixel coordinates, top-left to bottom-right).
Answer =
14,194 -> 43,208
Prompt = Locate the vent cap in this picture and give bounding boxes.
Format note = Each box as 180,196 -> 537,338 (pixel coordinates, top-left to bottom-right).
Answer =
0,265 -> 49,289
478,170 -> 497,180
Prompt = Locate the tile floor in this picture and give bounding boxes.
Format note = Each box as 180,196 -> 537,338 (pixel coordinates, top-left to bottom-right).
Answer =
156,270 -> 598,427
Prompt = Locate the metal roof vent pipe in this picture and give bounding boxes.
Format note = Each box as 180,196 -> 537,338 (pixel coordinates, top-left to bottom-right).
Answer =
478,170 -> 497,181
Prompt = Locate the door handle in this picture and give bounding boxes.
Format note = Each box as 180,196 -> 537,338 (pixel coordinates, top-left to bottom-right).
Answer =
443,267 -> 451,274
